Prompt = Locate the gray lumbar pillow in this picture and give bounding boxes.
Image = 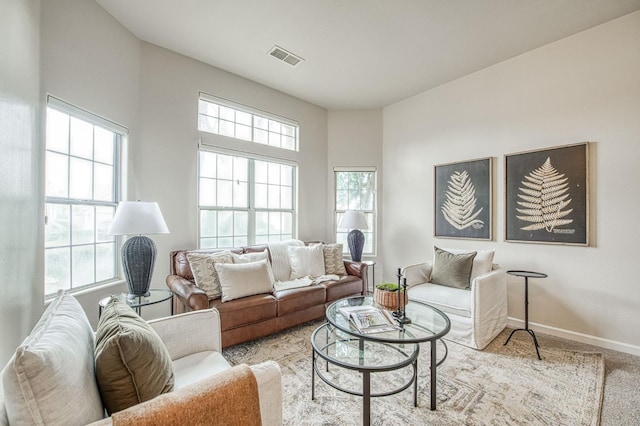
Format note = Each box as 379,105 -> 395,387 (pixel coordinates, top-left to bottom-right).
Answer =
430,246 -> 477,289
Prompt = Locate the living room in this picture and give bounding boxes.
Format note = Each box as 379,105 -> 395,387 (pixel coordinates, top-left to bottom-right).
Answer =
1,0 -> 639,424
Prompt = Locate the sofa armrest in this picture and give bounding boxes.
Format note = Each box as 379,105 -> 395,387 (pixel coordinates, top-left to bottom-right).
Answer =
166,275 -> 209,311
402,261 -> 433,288
148,309 -> 222,360
250,361 -> 283,426
471,269 -> 507,316
345,261 -> 368,295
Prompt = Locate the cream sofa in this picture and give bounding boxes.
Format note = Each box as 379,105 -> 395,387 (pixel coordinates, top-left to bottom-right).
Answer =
403,248 -> 507,350
0,293 -> 282,425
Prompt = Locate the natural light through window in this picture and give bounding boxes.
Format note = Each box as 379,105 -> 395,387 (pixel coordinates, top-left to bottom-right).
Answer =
335,169 -> 376,256
198,94 -> 298,152
198,150 -> 296,248
44,97 -> 124,297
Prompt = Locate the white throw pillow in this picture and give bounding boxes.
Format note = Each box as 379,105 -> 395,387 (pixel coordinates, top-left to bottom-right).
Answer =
2,292 -> 104,425
187,251 -> 234,299
288,244 -> 325,279
215,259 -> 275,302
440,248 -> 495,281
233,250 -> 269,264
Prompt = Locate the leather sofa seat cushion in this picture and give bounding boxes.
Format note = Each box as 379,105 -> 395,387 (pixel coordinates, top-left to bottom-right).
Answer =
274,285 -> 326,316
321,275 -> 363,302
408,283 -> 472,318
210,294 -> 277,331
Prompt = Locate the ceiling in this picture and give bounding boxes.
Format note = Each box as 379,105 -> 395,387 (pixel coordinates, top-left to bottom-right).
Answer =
96,0 -> 640,110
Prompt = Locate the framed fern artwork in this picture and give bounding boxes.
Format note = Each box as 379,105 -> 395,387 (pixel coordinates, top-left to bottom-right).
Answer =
505,143 -> 589,245
434,157 -> 492,240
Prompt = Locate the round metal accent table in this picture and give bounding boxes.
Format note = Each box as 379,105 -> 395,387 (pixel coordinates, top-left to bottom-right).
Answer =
503,270 -> 548,360
98,289 -> 173,319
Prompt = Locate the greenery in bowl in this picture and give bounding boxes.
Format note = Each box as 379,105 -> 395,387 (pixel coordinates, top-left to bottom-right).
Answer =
375,282 -> 405,292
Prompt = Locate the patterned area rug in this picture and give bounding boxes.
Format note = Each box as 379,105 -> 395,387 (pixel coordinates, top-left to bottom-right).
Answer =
223,320 -> 604,426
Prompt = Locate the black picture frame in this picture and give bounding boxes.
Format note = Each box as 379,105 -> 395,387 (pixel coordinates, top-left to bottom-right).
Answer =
434,157 -> 492,240
505,143 -> 589,245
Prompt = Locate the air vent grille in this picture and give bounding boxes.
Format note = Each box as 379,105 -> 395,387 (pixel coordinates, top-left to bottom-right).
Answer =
268,46 -> 304,67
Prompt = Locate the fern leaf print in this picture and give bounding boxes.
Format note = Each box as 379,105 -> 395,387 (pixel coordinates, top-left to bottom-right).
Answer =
441,170 -> 484,230
516,157 -> 573,232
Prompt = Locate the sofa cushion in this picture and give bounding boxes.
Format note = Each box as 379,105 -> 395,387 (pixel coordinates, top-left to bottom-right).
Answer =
323,243 -> 347,275
288,244 -> 325,279
431,247 -> 477,289
233,250 -> 268,264
2,292 -> 104,426
95,299 -> 174,414
210,294 -> 277,331
172,351 -> 231,389
187,251 -> 234,299
215,259 -> 275,302
441,248 -> 495,280
274,285 -> 327,316
408,283 -> 473,318
320,275 -> 364,302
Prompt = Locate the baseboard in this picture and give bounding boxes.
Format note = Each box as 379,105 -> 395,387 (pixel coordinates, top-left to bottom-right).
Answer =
507,317 -> 640,357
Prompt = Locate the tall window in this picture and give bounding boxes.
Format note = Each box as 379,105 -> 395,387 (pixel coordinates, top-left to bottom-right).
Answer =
44,97 -> 124,297
198,150 -> 296,248
335,168 -> 376,256
198,93 -> 298,152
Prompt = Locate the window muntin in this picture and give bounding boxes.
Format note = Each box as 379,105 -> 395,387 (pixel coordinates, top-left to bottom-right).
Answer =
335,170 -> 376,256
44,100 -> 122,297
198,151 -> 295,248
198,95 -> 298,152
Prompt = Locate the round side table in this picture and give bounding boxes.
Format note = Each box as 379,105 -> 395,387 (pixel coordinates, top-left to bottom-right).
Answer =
98,289 -> 173,319
503,270 -> 547,360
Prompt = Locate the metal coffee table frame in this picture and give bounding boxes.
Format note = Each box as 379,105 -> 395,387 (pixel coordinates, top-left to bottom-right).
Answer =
312,324 -> 419,425
317,296 -> 451,424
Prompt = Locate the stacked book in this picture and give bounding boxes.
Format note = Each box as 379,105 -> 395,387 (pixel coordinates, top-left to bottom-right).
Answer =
338,306 -> 400,334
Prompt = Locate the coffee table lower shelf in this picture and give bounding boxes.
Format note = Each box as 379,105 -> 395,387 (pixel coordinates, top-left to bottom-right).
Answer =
311,323 -> 419,426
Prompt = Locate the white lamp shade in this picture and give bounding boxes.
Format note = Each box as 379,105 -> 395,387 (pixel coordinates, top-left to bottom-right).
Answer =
107,201 -> 169,236
338,210 -> 369,230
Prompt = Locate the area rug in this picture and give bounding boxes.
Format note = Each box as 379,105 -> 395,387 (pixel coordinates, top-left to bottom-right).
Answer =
223,320 -> 604,426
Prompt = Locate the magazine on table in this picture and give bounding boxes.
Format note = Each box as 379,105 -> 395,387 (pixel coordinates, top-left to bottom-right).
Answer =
338,306 -> 400,334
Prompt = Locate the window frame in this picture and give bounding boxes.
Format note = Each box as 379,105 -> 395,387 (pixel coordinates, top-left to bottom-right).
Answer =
197,146 -> 298,248
198,92 -> 299,152
44,96 -> 125,297
334,167 -> 377,257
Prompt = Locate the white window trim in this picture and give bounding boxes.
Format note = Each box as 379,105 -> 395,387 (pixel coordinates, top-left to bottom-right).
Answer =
199,92 -> 299,128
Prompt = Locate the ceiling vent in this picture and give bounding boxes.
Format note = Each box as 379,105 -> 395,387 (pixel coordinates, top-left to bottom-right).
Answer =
268,45 -> 304,67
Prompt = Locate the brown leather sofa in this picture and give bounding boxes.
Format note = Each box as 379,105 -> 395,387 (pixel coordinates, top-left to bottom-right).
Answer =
166,243 -> 368,348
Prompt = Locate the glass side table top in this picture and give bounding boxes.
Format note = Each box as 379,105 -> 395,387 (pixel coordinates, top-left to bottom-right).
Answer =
98,289 -> 173,309
326,296 -> 451,344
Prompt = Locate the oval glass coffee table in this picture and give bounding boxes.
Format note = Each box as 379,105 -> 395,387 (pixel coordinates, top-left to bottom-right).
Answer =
313,295 -> 451,425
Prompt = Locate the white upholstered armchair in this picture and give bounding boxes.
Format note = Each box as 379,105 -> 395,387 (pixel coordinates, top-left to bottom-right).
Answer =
403,248 -> 507,350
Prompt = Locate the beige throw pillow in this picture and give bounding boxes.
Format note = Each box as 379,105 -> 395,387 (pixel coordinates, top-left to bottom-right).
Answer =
2,292 -> 104,425
288,244 -> 325,279
187,251 -> 234,299
215,259 -> 275,302
323,243 -> 347,275
95,299 -> 174,414
430,246 -> 477,290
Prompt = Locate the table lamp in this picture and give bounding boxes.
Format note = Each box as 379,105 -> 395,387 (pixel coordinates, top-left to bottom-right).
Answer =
338,210 -> 369,262
108,201 -> 169,297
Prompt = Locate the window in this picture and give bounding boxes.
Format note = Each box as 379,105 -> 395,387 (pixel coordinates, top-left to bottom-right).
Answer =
335,169 -> 376,256
198,150 -> 296,248
44,96 -> 124,296
198,93 -> 298,151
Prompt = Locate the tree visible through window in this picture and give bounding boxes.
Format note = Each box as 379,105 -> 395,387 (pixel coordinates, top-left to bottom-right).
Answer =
44,97 -> 123,296
335,169 -> 376,256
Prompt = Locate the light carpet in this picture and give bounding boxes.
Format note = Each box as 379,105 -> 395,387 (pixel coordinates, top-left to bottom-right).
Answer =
223,320 -> 604,426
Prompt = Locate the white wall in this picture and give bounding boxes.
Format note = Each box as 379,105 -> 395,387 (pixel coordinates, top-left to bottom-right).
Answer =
136,43 -> 329,317
327,110 -> 384,278
40,0 -> 329,324
0,0 -> 43,365
40,0 -> 141,327
383,11 -> 640,353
